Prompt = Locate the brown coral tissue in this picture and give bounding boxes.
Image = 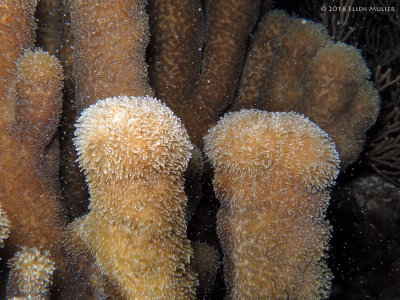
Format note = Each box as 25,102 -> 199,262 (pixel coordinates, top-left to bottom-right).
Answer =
0,47 -> 66,291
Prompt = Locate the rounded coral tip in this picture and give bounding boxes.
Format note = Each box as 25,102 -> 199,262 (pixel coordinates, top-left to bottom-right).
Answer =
16,48 -> 63,94
7,247 -> 55,299
74,95 -> 192,179
16,48 -> 63,137
204,110 -> 340,190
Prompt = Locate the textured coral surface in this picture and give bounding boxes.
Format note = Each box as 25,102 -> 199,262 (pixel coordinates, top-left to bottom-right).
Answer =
68,96 -> 198,299
7,247 -> 55,299
0,49 -> 65,258
0,1 -> 393,298
232,10 -> 380,168
205,110 -> 340,299
149,0 -> 261,146
69,0 -> 153,114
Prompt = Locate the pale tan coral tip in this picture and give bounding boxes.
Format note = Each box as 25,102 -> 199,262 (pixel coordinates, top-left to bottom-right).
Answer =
8,247 -> 55,298
204,110 -> 340,189
74,95 -> 192,178
17,48 -> 63,90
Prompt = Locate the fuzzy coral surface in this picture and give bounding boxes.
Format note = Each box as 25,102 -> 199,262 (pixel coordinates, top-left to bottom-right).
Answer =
70,95 -> 198,299
205,110 -> 340,299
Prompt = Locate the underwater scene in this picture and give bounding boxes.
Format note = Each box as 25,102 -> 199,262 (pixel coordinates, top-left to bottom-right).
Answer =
0,0 -> 399,299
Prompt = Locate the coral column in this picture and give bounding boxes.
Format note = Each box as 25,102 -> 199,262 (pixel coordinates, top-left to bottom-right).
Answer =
69,0 -> 153,114
70,95 -> 198,298
204,110 -> 340,299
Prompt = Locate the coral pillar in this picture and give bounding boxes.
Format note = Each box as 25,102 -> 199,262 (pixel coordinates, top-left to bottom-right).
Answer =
0,0 -> 36,128
69,0 -> 153,114
63,0 -> 155,219
231,10 -> 379,169
69,95 -> 198,298
0,48 -> 66,296
1,49 -> 65,260
204,110 -> 340,299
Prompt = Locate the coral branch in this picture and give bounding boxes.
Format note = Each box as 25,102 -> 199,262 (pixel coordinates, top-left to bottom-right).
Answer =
7,247 -> 55,300
16,49 -> 63,143
204,110 -> 340,299
68,96 -> 198,298
0,0 -> 36,128
302,43 -> 380,168
231,10 -> 290,111
258,14 -> 329,112
149,0 -> 260,146
185,0 -> 260,146
0,4 -> 65,286
148,0 -> 203,114
69,0 -> 153,114
62,0 -> 156,218
232,10 -> 380,168
0,48 -> 66,284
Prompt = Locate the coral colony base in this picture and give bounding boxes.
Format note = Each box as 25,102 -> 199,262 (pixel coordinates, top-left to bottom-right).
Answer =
0,0 -> 387,299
